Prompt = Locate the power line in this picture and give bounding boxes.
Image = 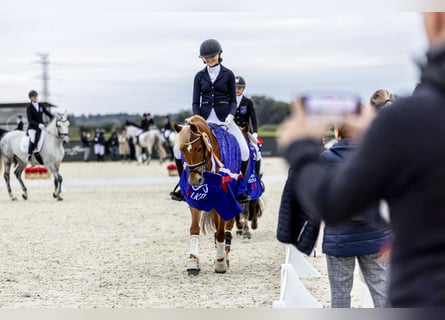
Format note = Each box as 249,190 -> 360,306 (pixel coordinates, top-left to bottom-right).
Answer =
36,52 -> 50,102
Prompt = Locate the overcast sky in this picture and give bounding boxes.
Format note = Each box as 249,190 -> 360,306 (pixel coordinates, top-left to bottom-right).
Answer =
0,1 -> 429,116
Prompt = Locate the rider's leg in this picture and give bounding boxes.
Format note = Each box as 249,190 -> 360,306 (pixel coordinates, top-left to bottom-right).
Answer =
227,124 -> 251,203
27,129 -> 36,161
170,145 -> 184,201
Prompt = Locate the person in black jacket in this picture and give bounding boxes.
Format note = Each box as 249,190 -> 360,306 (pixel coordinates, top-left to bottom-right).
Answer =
170,39 -> 250,203
277,13 -> 445,307
321,123 -> 391,308
26,90 -> 53,161
234,76 -> 262,175
15,115 -> 24,131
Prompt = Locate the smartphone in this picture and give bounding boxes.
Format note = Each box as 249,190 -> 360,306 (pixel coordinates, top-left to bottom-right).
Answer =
301,94 -> 361,115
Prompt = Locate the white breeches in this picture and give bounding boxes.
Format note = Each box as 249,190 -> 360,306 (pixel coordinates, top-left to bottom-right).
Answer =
28,129 -> 36,143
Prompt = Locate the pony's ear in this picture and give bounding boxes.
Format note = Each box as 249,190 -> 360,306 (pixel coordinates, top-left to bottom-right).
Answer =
190,123 -> 199,133
174,123 -> 183,133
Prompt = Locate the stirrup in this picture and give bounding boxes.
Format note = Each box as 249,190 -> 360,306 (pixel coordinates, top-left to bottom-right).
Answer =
170,184 -> 184,202
237,193 -> 251,203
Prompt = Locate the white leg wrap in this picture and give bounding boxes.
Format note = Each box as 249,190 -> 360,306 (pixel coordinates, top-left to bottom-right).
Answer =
216,241 -> 225,259
189,235 -> 200,258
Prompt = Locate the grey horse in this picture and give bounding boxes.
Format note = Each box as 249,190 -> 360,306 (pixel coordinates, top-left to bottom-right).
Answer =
0,111 -> 70,201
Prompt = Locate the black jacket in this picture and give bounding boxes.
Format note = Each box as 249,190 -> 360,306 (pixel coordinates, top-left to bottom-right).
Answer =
284,46 -> 445,307
15,121 -> 24,131
277,166 -> 321,256
26,103 -> 53,130
235,96 -> 258,133
192,65 -> 237,122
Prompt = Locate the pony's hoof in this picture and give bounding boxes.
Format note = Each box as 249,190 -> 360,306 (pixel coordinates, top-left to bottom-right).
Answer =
214,259 -> 227,273
53,193 -> 57,198
57,197 -> 63,201
22,194 -> 28,200
187,258 -> 200,276
187,269 -> 200,276
243,231 -> 252,239
11,196 -> 18,201
236,230 -> 243,236
251,220 -> 258,230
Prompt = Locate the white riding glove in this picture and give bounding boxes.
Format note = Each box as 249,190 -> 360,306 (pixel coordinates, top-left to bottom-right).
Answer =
252,132 -> 258,141
224,114 -> 234,127
39,123 -> 45,129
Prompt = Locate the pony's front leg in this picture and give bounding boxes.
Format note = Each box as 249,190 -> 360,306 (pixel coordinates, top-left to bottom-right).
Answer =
135,146 -> 143,165
47,164 -> 63,201
214,211 -> 228,273
187,207 -> 201,276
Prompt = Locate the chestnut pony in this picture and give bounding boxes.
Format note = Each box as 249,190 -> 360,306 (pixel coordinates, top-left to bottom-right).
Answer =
174,115 -> 236,276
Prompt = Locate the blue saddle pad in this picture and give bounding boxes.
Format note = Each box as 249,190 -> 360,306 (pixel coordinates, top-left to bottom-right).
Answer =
245,143 -> 264,200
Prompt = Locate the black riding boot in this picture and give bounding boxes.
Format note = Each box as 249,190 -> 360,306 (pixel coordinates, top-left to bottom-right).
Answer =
237,160 -> 251,203
170,158 -> 184,201
28,142 -> 35,161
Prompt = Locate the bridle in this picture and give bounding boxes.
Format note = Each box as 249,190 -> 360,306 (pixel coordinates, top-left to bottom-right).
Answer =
183,126 -> 224,173
184,130 -> 207,173
44,117 -> 70,140
56,119 -> 70,139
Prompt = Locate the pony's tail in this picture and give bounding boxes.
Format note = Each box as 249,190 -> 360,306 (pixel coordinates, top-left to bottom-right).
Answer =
257,196 -> 266,218
200,211 -> 215,235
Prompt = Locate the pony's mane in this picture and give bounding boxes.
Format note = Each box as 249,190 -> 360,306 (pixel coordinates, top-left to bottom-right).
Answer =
176,115 -> 210,150
176,125 -> 192,150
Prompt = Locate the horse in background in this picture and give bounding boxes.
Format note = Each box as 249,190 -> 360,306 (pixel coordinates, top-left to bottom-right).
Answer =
124,121 -> 167,165
0,111 -> 70,201
174,115 -> 241,276
161,129 -> 175,161
235,127 -> 265,239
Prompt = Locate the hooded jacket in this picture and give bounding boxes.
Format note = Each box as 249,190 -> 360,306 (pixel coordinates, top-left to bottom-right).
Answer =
320,139 -> 391,257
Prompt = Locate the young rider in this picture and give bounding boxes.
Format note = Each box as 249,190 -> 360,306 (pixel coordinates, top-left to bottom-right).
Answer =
26,90 -> 53,161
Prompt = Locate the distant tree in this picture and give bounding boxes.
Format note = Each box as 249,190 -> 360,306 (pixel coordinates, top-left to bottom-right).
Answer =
173,110 -> 193,125
251,95 -> 291,126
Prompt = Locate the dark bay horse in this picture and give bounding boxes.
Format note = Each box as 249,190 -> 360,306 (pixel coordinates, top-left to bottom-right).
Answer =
174,115 -> 238,276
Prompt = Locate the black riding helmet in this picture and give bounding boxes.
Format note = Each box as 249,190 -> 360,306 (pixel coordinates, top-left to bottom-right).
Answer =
235,76 -> 246,88
199,39 -> 223,58
28,90 -> 38,98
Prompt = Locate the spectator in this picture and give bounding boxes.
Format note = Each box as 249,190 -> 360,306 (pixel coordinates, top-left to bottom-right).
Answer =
277,13 -> 445,307
81,131 -> 91,162
118,128 -> 130,162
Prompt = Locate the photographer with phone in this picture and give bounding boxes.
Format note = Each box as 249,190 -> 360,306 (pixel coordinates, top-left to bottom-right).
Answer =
278,13 -> 445,307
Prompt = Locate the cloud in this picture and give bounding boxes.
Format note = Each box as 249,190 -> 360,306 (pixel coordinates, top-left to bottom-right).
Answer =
0,9 -> 427,115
